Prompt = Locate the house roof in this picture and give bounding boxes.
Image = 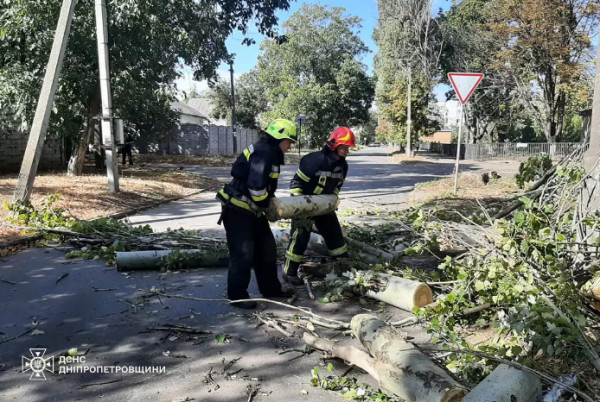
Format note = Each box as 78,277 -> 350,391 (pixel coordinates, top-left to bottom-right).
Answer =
170,101 -> 208,119
186,98 -> 228,125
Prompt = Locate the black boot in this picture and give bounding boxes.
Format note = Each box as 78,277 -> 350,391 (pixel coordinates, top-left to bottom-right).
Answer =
230,299 -> 258,309
263,287 -> 295,298
284,274 -> 304,286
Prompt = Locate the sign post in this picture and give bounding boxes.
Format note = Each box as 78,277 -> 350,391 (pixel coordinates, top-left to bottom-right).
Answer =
448,72 -> 484,195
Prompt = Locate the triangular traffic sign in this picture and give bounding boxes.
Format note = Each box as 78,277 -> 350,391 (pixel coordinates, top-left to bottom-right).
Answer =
448,72 -> 484,104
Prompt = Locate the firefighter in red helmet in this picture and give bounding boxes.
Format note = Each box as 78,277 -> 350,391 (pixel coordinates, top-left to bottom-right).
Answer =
283,127 -> 356,285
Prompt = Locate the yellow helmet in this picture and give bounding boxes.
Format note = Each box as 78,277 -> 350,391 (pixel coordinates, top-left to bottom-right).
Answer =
265,119 -> 297,142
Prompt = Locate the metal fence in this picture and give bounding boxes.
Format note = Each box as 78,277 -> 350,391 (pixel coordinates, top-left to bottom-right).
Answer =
136,124 -> 260,156
208,125 -> 260,155
463,142 -> 584,161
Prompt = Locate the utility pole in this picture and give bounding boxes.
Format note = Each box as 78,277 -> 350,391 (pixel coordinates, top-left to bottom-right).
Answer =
12,0 -> 78,204
229,60 -> 238,154
95,0 -> 119,192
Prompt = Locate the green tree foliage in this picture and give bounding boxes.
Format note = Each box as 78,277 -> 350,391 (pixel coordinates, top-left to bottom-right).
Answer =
488,0 -> 599,142
374,0 -> 443,147
256,4 -> 374,147
354,111 -> 379,146
0,0 -> 290,155
208,69 -> 269,130
375,78 -> 438,145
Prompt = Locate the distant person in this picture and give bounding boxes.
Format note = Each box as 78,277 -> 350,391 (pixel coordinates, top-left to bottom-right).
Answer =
283,127 -> 356,285
122,134 -> 134,166
216,119 -> 297,309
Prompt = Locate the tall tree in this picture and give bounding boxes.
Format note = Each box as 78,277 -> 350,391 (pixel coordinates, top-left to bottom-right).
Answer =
256,4 -> 374,147
374,0 -> 443,152
440,0 -> 518,143
208,69 -> 269,130
0,0 -> 290,174
489,0 -> 600,142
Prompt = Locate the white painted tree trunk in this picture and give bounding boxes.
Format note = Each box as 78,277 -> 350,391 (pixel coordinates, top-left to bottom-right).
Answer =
116,250 -> 228,271
351,314 -> 466,402
462,364 -> 541,402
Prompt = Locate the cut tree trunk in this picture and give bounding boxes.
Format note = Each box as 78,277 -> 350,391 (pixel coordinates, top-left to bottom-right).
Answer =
461,364 -> 541,402
302,333 -> 380,381
343,236 -> 400,262
365,274 -> 433,311
116,250 -> 228,271
266,195 -> 338,221
351,314 -> 466,402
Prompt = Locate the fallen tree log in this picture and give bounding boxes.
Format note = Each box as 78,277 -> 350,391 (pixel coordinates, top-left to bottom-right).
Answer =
365,273 -> 433,311
344,236 -> 400,262
351,314 -> 466,402
461,364 -> 542,402
266,195 -> 338,221
116,250 -> 228,271
302,332 -> 380,381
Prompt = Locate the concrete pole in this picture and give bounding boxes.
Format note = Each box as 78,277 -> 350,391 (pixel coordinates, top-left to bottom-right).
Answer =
229,61 -> 238,154
95,0 -> 119,192
12,0 -> 78,204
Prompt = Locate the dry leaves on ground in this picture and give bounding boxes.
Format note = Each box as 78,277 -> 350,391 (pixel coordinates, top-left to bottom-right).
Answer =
137,154 -> 236,167
410,172 -> 519,204
0,166 -> 223,242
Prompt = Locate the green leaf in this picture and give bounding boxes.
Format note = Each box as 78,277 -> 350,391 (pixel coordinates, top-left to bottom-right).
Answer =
518,197 -> 533,209
215,334 -> 228,343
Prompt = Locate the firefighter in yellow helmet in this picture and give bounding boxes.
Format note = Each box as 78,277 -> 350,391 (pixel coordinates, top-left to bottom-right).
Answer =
216,119 -> 297,309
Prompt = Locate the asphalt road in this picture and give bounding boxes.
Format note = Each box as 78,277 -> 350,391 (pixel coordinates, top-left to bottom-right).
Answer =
126,147 -> 462,233
0,147 -> 519,401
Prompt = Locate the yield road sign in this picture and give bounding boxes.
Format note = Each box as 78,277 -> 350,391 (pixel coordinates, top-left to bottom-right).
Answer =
448,72 -> 484,104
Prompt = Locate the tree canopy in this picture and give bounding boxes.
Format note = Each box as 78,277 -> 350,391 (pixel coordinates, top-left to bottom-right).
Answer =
0,0 -> 290,144
487,0 -> 599,142
255,4 -> 374,147
373,0 -> 443,146
208,69 -> 269,130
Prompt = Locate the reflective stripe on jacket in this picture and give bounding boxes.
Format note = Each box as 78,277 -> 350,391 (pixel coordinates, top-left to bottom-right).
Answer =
290,146 -> 347,196
217,136 -> 283,213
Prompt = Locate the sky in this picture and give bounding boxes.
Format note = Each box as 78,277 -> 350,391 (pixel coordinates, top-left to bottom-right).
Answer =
175,0 -> 453,100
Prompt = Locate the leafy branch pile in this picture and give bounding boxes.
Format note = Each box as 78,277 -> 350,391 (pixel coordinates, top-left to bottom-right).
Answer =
4,194 -> 227,269
403,155 -> 600,389
307,154 -> 600,400
515,154 -> 553,189
310,365 -> 399,401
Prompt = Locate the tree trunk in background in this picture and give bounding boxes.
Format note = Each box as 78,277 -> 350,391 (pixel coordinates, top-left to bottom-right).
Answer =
67,121 -> 94,176
578,44 -> 600,240
93,126 -> 105,168
67,94 -> 100,176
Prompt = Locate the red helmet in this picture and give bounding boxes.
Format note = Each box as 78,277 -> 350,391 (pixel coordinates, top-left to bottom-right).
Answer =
327,127 -> 356,150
